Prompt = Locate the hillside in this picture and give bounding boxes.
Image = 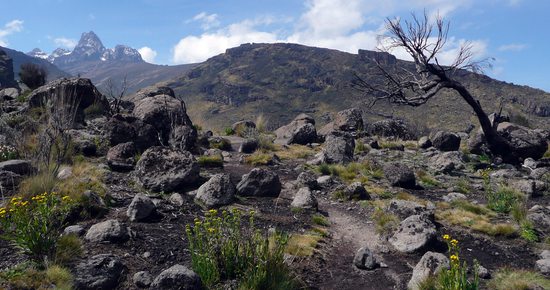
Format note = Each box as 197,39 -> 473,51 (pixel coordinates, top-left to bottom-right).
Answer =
0,46 -> 69,82
160,43 -> 550,132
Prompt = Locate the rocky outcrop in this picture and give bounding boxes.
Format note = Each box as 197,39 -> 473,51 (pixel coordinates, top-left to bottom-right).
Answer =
74,254 -> 126,290
368,119 -> 416,140
195,174 -> 236,208
106,142 -> 137,171
236,168 -> 281,197
430,131 -> 461,151
125,86 -> 175,103
497,122 -> 548,160
322,132 -> 355,164
319,108 -> 364,136
135,147 -> 200,192
383,163 -> 416,189
105,114 -> 158,151
275,113 -> 317,145
169,125 -> 198,152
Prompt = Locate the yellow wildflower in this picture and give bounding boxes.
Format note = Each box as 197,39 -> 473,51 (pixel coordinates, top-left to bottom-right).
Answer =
20,201 -> 29,207
451,239 -> 458,247
450,254 -> 459,262
62,196 -> 71,202
443,234 -> 450,241
207,227 -> 216,233
249,210 -> 256,216
208,209 -> 218,215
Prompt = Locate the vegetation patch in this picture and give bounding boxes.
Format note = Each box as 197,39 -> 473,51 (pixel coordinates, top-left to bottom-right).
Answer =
275,144 -> 316,160
316,161 -> 383,184
198,155 -> 224,168
436,208 -> 516,237
245,151 -> 277,166
416,169 -> 441,188
311,213 -> 330,227
487,185 -> 524,214
285,232 -> 324,257
0,263 -> 73,290
371,206 -> 399,236
488,268 -> 550,290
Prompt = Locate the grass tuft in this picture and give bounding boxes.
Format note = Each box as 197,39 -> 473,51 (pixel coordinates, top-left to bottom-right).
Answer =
198,155 -> 224,168
488,268 -> 550,290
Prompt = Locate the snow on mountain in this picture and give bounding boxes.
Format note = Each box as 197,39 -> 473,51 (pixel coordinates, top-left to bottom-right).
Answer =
26,48 -> 49,60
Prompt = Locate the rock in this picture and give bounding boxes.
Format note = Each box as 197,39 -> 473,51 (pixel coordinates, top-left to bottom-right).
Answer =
353,246 -> 379,270
195,174 -> 236,208
0,50 -> 18,89
107,142 -> 137,171
239,138 -> 259,153
408,252 -> 449,290
367,119 -> 416,140
531,168 -> 550,180
0,170 -> 22,190
133,271 -> 153,288
236,168 -> 281,197
383,163 -> 416,189
527,205 -> 550,235
126,86 -> 175,103
133,94 -> 193,143
430,131 -> 461,151
490,168 -> 522,179
387,199 -> 434,220
389,215 -> 436,253
0,159 -> 34,175
85,219 -> 130,243
344,182 -> 370,200
467,130 -> 488,155
316,175 -> 334,188
442,192 -> 467,203
524,158 -> 539,170
0,88 -> 19,100
169,193 -> 185,206
323,132 -> 355,164
319,108 -> 363,136
429,151 -> 466,174
208,136 -> 232,151
232,120 -> 256,136
150,264 -> 203,290
56,166 -> 73,180
127,193 -> 156,222
497,122 -> 548,160
82,190 -> 108,217
291,187 -> 318,210
28,78 -> 110,124
535,258 -> 550,275
64,225 -> 85,236
105,114 -> 158,151
135,147 -> 200,192
296,171 -> 319,189
275,114 -> 317,145
510,179 -> 545,198
476,264 -> 491,279
169,125 -> 198,152
418,136 -> 432,149
74,254 -> 126,290
541,250 -> 550,260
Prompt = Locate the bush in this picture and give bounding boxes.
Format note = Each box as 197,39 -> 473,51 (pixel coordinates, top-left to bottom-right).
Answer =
371,207 -> 399,236
0,193 -> 74,265
19,63 -> 47,90
487,186 -> 523,214
186,209 -> 299,289
223,127 -> 235,136
0,144 -> 19,161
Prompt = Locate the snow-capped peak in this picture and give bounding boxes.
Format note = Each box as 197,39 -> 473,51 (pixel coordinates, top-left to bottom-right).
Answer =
26,48 -> 48,60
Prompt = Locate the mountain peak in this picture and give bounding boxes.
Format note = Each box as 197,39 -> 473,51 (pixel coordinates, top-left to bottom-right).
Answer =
26,48 -> 49,60
72,31 -> 106,58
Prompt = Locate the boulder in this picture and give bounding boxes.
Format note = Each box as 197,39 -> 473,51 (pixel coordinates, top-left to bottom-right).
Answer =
296,171 -> 319,189
367,119 -> 416,140
0,88 -> 19,100
127,193 -> 156,222
105,114 -> 158,151
135,147 -> 200,192
387,199 -> 434,220
428,151 -> 466,174
68,130 -> 98,156
195,174 -> 236,208
107,142 -> 137,171
0,170 -> 21,190
442,192 -> 467,203
236,168 -> 281,197
383,163 -> 416,189
74,254 -> 126,290
232,120 -> 256,136
408,252 -> 449,290
28,78 -> 110,124
169,125 -> 198,152
0,159 -> 34,175
0,50 -> 18,89
536,250 -> 550,275
82,190 -> 108,217
64,225 -> 85,236
509,179 -> 546,198
150,264 -> 203,290
527,205 -> 550,236
85,219 -> 130,243
125,86 -> 175,103
389,215 -> 436,253
497,122 -> 548,160
133,271 -> 153,288
319,108 -> 364,136
57,166 -> 73,180
430,131 -> 461,151
275,114 -> 317,145
323,132 -> 355,164
418,136 -> 432,149
353,246 -> 379,270
239,138 -> 259,153
343,182 -> 370,200
291,187 -> 318,210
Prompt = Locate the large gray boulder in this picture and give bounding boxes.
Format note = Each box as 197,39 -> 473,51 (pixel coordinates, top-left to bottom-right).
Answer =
323,132 -> 355,164
497,122 -> 548,160
384,163 -> 416,189
387,199 -> 434,220
127,193 -> 156,222
291,187 -> 318,211
0,159 -> 34,176
105,114 -> 158,151
85,219 -> 130,243
169,125 -> 198,152
135,147 -> 200,192
125,86 -> 175,103
195,174 -> 236,208
408,252 -> 449,290
367,119 -> 417,140
236,168 -> 281,197
430,131 -> 461,151
428,151 -> 466,174
319,108 -> 364,136
107,142 -> 137,171
0,170 -> 21,190
353,246 -> 379,270
74,254 -> 126,290
150,264 -> 203,290
275,113 -> 317,145
28,78 -> 110,124
389,215 -> 436,253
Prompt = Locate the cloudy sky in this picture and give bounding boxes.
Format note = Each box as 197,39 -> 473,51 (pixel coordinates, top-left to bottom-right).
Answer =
0,0 -> 548,91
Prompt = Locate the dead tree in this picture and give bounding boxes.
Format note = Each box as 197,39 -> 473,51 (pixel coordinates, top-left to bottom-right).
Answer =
106,76 -> 127,114
354,12 -> 515,161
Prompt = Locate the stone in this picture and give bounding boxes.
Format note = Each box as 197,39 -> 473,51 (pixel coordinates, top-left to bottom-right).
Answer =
535,258 -> 550,275
353,246 -> 379,270
232,120 -> 256,136
150,264 -> 203,290
389,215 -> 436,253
291,187 -> 318,210
82,190 -> 108,217
323,132 -> 355,164
531,168 -> 550,180
239,138 -> 259,153
476,264 -> 491,279
442,192 -> 467,203
135,147 -> 200,192
316,175 -> 334,188
169,125 -> 198,152
85,219 -> 130,243
367,119 -> 416,140
133,271 -> 153,288
387,199 -> 434,220
74,254 -> 126,290
275,114 -> 317,145
0,159 -> 34,175
107,142 -> 137,171
408,252 -> 449,290
126,86 -> 175,103
418,136 -> 432,149
237,168 -> 281,197
64,225 -> 85,236
430,131 -> 461,151
56,166 -> 73,180
319,108 -> 363,136
195,174 -> 236,208
0,170 -> 22,190
0,88 -> 19,100
510,179 -> 545,198
383,163 -> 416,189
296,171 -> 319,189
429,151 -> 466,174
169,193 -> 185,206
344,182 -> 370,200
527,206 -> 550,236
105,114 -> 158,151
497,122 -> 548,160
127,193 -> 156,222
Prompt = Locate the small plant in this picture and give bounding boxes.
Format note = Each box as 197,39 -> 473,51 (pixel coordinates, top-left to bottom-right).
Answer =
487,185 -> 523,214
223,127 -> 235,136
455,178 -> 472,195
0,144 -> 19,161
371,207 -> 399,236
198,155 -> 224,168
312,213 -> 330,226
354,142 -> 369,154
186,209 -> 298,289
0,263 -> 73,290
437,235 -> 479,290
511,204 -> 539,242
244,152 -> 276,166
417,170 -> 441,188
0,193 -> 74,265
55,234 -> 83,265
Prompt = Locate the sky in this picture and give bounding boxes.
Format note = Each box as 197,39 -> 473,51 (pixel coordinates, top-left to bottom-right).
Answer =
0,0 -> 548,92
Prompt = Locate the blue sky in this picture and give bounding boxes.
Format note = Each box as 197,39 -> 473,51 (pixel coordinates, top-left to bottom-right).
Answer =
0,0 -> 548,92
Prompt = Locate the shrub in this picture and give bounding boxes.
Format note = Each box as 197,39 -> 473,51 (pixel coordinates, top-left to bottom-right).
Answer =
436,235 -> 479,290
487,185 -> 523,214
223,127 -> 235,136
55,234 -> 83,265
19,63 -> 47,90
209,138 -> 232,151
0,144 -> 19,161
198,155 -> 224,168
18,173 -> 58,198
186,209 -> 299,289
0,193 -> 74,264
417,170 -> 441,188
0,263 -> 73,290
244,152 -> 276,166
511,204 -> 539,242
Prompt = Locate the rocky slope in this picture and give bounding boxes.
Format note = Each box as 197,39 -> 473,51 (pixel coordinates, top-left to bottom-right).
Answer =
157,43 -> 550,132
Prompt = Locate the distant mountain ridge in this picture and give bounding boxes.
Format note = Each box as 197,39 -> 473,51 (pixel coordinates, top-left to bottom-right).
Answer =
1,46 -> 69,82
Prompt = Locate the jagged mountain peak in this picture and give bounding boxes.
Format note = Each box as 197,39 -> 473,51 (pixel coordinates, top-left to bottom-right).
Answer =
26,48 -> 49,60
72,31 -> 106,58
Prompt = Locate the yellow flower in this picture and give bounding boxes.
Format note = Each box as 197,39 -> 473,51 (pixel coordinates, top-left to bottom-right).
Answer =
450,254 -> 459,262
208,209 -> 218,215
207,227 -> 216,233
451,239 -> 458,247
249,210 -> 256,216
443,234 -> 450,241
20,201 -> 29,207
195,221 -> 202,226
62,196 -> 71,202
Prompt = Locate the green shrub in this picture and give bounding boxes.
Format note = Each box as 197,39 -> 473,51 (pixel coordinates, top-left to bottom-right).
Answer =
417,170 -> 441,188
487,186 -> 523,214
0,263 -> 73,290
0,193 -> 74,265
0,144 -> 19,161
354,142 -> 369,154
455,178 -> 472,195
198,155 -> 224,168
224,127 -> 235,136
186,209 -> 299,289
312,214 -> 330,226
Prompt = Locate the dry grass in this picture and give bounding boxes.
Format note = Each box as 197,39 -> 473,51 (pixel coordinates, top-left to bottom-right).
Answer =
275,144 -> 317,160
544,142 -> 550,158
244,152 -> 277,166
488,268 -> 550,290
197,155 -> 224,167
436,208 -> 517,236
56,162 -> 107,200
316,161 -> 383,184
285,232 -> 324,257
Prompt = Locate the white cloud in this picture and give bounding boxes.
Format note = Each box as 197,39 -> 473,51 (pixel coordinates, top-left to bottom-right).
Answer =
54,37 -> 77,49
498,43 -> 527,52
189,12 -> 220,30
0,19 -> 24,47
138,46 -> 158,63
